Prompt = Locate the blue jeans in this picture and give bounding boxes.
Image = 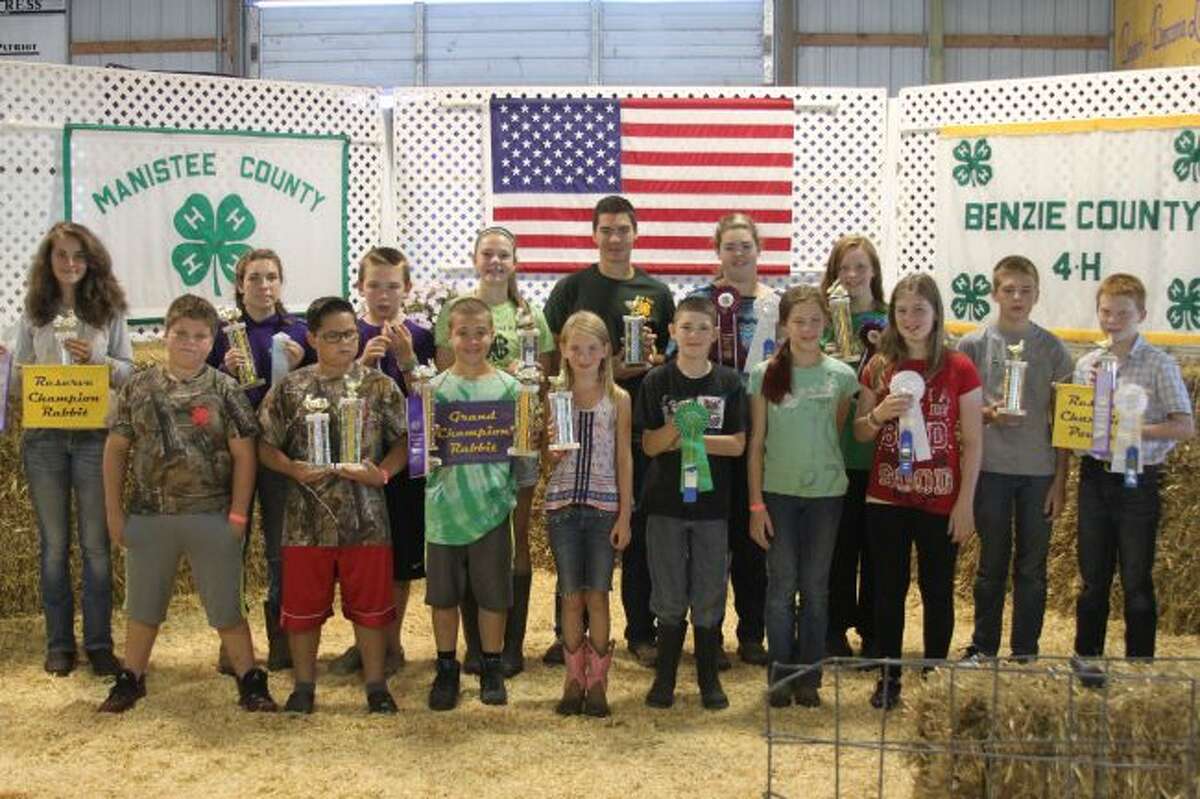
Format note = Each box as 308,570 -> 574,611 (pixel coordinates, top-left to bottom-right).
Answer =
645,515 -> 728,628
763,493 -> 843,681
22,429 -> 112,654
971,472 -> 1054,657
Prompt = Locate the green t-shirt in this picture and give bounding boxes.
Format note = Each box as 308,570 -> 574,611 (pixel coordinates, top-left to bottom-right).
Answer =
820,308 -> 887,471
435,297 -> 554,370
748,355 -> 859,498
424,369 -> 519,545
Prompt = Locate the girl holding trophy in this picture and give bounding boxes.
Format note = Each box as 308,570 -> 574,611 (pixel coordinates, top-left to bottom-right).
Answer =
851,273 -> 982,711
5,222 -> 132,678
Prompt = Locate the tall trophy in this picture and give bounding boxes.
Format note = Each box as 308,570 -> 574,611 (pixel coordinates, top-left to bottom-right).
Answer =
52,309 -> 79,365
547,374 -> 580,452
337,374 -> 365,465
827,281 -> 863,362
219,306 -> 263,388
1111,382 -> 1149,488
509,365 -> 541,457
998,340 -> 1028,417
622,300 -> 647,366
407,364 -> 440,477
304,395 -> 332,467
713,286 -> 741,370
518,325 -> 540,369
1090,345 -> 1119,458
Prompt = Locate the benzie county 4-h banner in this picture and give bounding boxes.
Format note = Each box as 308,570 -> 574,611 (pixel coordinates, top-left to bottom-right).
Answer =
64,126 -> 348,321
935,115 -> 1200,344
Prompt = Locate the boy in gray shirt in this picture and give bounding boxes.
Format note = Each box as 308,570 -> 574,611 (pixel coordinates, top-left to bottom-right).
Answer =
956,256 -> 1073,661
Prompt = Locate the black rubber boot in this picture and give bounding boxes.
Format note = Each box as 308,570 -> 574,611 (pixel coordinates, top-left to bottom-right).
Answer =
694,626 -> 729,710
502,573 -> 532,678
645,622 -> 686,709
264,601 -> 292,672
461,585 -> 483,676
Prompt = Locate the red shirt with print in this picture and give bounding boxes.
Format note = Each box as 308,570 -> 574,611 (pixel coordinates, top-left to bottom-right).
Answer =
862,351 -> 981,516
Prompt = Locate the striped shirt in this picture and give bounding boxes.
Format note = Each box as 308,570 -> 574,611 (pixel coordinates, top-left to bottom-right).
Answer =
424,369 -> 519,546
545,394 -> 619,513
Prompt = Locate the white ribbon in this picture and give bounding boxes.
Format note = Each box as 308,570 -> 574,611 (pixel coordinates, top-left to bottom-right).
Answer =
1110,382 -> 1148,476
889,370 -> 932,462
271,332 -> 291,386
745,292 -> 780,374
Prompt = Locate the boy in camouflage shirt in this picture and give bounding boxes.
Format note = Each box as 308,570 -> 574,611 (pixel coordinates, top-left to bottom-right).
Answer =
99,294 -> 276,714
258,297 -> 408,714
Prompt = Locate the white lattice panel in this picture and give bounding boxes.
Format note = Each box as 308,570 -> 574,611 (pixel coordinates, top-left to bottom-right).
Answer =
0,62 -> 384,336
392,86 -> 887,306
895,66 -> 1200,275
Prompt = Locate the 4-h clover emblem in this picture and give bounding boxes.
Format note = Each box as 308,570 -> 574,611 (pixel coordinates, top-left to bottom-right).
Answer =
1172,130 -> 1200,182
950,272 -> 991,321
951,139 -> 993,187
1166,277 -> 1200,331
171,193 -> 256,295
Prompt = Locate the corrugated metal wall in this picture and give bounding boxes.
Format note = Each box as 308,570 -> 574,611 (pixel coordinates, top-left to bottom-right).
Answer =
70,0 -> 222,72
795,0 -> 926,96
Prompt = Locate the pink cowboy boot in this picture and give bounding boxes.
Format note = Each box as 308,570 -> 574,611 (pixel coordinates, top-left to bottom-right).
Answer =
583,640 -> 614,718
556,643 -> 586,716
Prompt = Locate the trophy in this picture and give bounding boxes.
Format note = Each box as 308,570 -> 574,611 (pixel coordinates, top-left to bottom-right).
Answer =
827,281 -> 863,362
1111,382 -> 1149,488
270,332 -> 291,385
219,306 -> 262,388
623,300 -> 647,366
999,340 -> 1028,417
509,365 -> 541,457
52,309 -> 79,365
337,374 -> 365,466
713,285 -> 741,370
889,370 -> 931,481
303,395 -> 331,467
547,375 -> 580,452
518,325 -> 540,369
1090,347 -> 1119,458
407,364 -> 440,477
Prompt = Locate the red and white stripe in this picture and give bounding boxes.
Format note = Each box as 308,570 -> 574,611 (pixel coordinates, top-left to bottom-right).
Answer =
489,97 -> 795,276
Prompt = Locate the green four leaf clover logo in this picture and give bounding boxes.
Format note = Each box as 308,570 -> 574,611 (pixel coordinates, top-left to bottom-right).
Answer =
171,193 -> 256,296
950,272 -> 991,321
1172,130 -> 1200,182
952,138 -> 993,187
1166,277 -> 1200,331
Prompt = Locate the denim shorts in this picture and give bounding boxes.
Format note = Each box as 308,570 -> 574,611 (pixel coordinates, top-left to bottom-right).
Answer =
548,505 -> 618,595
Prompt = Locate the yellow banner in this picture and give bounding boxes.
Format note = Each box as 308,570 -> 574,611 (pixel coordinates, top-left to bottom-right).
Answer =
1052,383 -> 1098,450
1115,0 -> 1200,70
22,365 -> 110,429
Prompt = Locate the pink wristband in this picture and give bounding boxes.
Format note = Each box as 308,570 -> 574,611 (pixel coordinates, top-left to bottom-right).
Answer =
749,503 -> 766,512
379,468 -> 391,484
228,512 -> 248,525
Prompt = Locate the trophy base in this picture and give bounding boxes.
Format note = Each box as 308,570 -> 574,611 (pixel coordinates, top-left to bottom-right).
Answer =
508,447 -> 539,457
548,442 -> 581,452
996,408 -> 1027,417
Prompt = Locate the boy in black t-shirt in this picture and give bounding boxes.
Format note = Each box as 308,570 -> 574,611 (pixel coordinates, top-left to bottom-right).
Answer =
636,296 -> 746,711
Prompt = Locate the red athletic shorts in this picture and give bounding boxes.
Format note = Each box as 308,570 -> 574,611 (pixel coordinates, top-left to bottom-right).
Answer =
280,545 -> 395,632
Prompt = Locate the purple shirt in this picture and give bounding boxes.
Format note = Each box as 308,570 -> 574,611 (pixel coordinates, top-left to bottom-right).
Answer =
207,310 -> 316,408
355,318 -> 435,396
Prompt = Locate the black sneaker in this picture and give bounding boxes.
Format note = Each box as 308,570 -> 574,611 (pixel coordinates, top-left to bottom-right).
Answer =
428,659 -> 461,711
87,649 -> 122,677
99,669 -> 145,713
1070,656 -> 1107,690
44,650 -> 76,677
284,690 -> 315,714
237,668 -> 279,712
960,646 -> 991,666
367,688 -> 398,714
479,658 -> 508,706
869,678 -> 901,711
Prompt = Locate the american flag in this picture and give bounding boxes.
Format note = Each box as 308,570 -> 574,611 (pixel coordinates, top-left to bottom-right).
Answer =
487,96 -> 795,276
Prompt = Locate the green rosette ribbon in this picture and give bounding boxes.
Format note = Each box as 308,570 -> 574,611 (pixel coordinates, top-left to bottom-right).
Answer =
673,400 -> 713,503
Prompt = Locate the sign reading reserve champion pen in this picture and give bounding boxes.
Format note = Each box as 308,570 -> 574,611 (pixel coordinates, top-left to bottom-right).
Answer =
64,125 -> 348,321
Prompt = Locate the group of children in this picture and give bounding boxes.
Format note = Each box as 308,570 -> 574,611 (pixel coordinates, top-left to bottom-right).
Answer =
8,195 -> 1194,718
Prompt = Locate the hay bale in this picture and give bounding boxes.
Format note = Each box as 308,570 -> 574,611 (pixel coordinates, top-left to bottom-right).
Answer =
910,666 -> 1200,798
956,363 -> 1200,636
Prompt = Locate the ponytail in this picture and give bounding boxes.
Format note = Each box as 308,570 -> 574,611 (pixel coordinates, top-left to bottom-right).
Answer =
760,344 -> 792,404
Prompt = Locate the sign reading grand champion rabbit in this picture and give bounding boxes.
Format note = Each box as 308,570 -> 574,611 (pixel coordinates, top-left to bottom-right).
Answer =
64,126 -> 348,321
935,115 -> 1200,344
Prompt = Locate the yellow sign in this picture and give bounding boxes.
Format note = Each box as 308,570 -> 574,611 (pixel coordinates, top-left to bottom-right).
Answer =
1052,383 -> 1101,450
22,365 -> 110,429
1115,0 -> 1200,70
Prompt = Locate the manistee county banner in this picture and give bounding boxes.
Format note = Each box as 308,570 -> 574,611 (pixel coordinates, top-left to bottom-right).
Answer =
935,115 -> 1200,344
65,126 -> 348,321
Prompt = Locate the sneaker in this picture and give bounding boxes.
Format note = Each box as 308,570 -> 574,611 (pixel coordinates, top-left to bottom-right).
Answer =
960,646 -> 991,666
99,669 -> 145,713
328,645 -> 363,676
44,650 -> 76,677
737,641 -> 769,667
87,649 -> 122,677
367,688 -> 399,714
428,659 -> 461,712
628,640 -> 658,669
479,658 -> 508,706
793,683 -> 822,708
826,633 -> 853,659
284,690 -> 315,714
1070,656 -> 1107,690
869,678 -> 902,711
237,668 -> 279,712
542,640 -> 565,666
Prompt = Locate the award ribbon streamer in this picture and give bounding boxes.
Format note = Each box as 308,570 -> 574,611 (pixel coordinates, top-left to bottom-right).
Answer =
745,292 -> 780,373
1110,382 -> 1148,478
673,400 -> 713,503
889,370 -> 932,462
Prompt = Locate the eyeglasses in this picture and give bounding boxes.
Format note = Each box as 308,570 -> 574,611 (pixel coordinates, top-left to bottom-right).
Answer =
318,330 -> 360,343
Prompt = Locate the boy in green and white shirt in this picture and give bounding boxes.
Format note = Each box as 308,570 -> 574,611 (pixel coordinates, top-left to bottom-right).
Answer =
425,297 -> 520,711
